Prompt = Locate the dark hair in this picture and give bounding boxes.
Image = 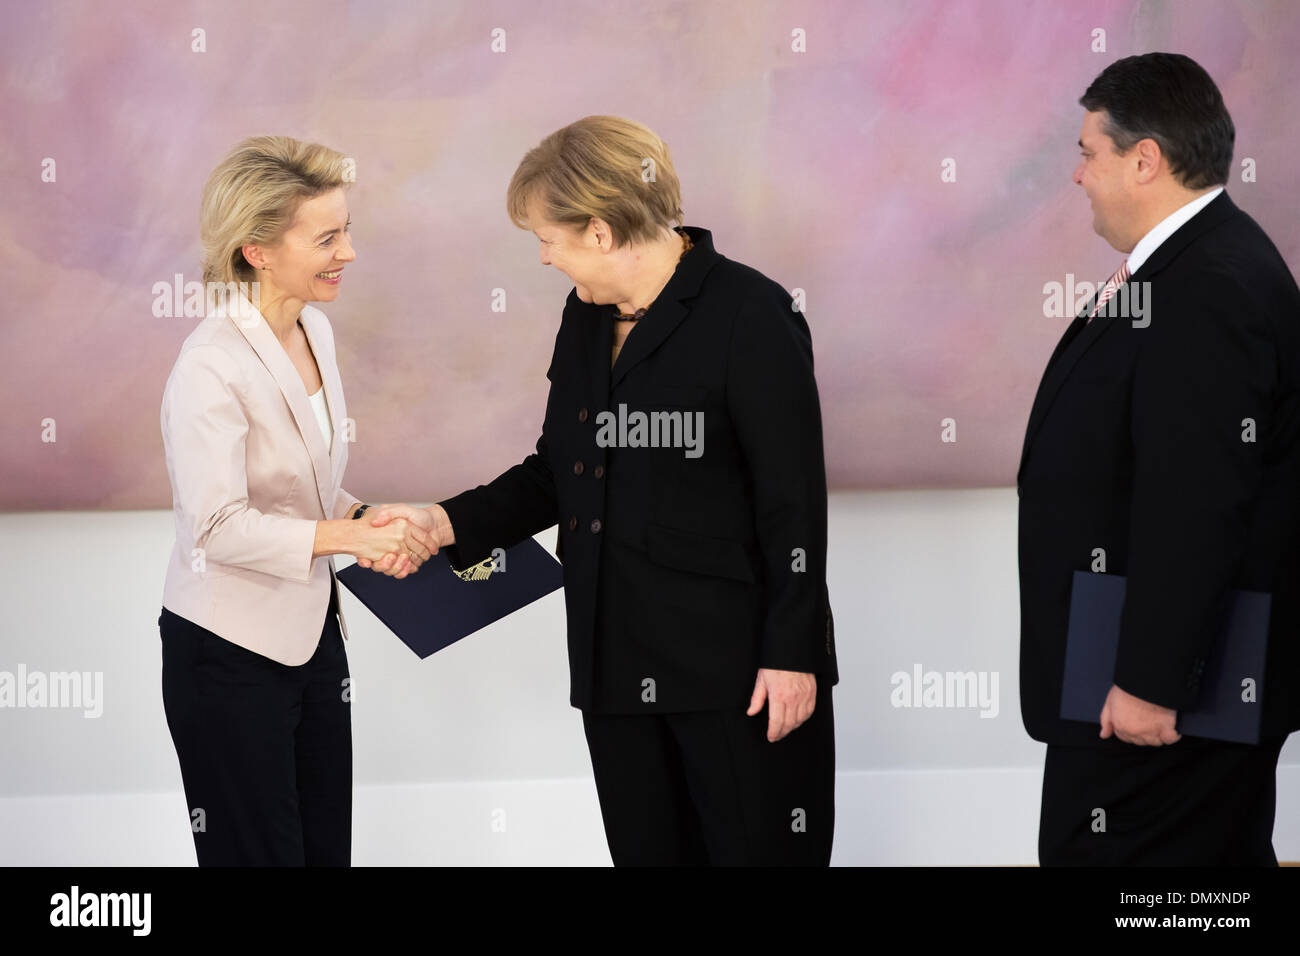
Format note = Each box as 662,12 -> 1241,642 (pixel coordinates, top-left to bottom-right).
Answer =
1079,53 -> 1234,189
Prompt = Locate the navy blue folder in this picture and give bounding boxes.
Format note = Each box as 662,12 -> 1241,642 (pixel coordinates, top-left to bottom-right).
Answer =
336,537 -> 563,659
1061,571 -> 1269,744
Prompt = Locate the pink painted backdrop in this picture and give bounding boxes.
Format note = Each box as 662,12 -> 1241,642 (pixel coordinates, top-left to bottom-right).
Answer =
2,0 -> 1298,509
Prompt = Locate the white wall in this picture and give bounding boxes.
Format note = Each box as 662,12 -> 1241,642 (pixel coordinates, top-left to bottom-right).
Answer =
1,489 -> 1295,865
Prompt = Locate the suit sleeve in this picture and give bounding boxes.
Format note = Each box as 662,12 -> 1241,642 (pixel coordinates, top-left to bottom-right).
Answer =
1115,270 -> 1273,708
162,344 -> 317,582
726,282 -> 832,674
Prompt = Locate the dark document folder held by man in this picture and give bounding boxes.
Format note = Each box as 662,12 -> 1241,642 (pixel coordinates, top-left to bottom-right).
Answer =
1061,570 -> 1269,743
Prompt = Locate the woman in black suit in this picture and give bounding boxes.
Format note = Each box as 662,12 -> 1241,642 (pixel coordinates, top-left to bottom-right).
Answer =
370,115 -> 837,865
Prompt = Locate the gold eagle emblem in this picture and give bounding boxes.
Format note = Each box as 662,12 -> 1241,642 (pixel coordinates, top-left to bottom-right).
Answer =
454,557 -> 497,581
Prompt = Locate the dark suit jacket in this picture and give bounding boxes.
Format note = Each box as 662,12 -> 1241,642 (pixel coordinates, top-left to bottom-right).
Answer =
1018,191 -> 1300,746
439,226 -> 838,713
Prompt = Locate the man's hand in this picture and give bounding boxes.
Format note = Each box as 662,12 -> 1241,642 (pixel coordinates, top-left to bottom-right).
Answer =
1099,683 -> 1181,746
358,503 -> 454,577
747,668 -> 817,742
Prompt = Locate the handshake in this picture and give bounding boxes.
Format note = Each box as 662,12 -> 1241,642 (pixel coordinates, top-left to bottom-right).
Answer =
352,503 -> 456,579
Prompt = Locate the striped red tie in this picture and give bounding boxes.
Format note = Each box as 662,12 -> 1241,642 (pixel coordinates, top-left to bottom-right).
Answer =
1087,261 -> 1131,322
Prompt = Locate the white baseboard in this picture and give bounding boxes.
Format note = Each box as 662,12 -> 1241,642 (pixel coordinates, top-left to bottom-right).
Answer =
5,764 -> 1297,866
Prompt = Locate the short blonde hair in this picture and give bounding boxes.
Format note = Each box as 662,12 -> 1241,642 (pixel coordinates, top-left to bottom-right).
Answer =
200,136 -> 349,291
506,116 -> 683,247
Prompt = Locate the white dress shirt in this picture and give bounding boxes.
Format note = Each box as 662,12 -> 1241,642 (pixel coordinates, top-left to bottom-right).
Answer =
1126,186 -> 1224,275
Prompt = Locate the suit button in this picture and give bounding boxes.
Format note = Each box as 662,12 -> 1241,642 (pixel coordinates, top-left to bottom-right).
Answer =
594,465 -> 605,479
573,461 -> 584,475
568,515 -> 578,531
590,519 -> 602,533
578,408 -> 589,423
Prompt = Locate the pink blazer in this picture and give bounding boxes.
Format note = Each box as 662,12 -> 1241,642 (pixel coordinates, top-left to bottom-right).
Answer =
161,298 -> 360,665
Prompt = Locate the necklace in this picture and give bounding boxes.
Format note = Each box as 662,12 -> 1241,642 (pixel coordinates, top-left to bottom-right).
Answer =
612,230 -> 693,321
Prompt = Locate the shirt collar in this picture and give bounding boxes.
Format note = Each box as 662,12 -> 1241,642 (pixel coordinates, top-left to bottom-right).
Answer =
1126,185 -> 1224,275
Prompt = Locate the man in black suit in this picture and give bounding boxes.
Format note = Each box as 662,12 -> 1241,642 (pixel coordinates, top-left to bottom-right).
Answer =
366,116 -> 837,865
1019,53 -> 1300,865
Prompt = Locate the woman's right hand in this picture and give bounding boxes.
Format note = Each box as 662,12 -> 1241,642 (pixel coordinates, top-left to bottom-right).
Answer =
352,517 -> 431,575
356,504 -> 451,576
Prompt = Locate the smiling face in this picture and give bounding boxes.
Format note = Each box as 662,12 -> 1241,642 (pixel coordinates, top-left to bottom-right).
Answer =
1072,110 -> 1141,252
525,194 -> 608,303
247,186 -> 355,304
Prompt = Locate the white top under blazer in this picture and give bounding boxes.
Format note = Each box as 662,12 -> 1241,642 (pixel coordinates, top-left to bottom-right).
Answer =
309,386 -> 333,451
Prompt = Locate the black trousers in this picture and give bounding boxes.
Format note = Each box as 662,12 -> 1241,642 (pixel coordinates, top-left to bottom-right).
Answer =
159,597 -> 352,867
1038,733 -> 1287,866
581,678 -> 835,865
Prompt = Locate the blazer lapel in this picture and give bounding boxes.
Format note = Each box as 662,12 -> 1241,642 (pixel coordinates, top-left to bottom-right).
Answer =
229,295 -> 336,518
610,299 -> 689,391
299,308 -> 345,473
606,226 -> 721,393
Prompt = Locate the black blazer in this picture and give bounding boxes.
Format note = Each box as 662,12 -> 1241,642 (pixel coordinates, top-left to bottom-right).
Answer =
1018,191 -> 1300,746
439,226 -> 837,713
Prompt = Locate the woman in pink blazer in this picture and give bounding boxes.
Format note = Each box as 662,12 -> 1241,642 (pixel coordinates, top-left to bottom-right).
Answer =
159,136 -> 436,866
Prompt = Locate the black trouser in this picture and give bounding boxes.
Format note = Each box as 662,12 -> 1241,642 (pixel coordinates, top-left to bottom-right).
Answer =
1038,733 -> 1287,866
581,679 -> 835,865
159,597 -> 352,867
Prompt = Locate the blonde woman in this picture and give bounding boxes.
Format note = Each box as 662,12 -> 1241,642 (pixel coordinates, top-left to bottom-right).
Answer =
368,116 -> 839,865
159,136 -> 435,866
